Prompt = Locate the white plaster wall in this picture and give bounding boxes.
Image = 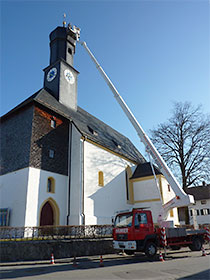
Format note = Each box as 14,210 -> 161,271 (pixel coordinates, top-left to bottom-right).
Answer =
36,168 -> 68,226
24,168 -> 40,227
0,168 -> 29,227
132,177 -> 179,225
189,199 -> 210,225
161,177 -> 176,203
69,125 -> 83,225
0,167 -> 68,227
133,178 -> 160,202
133,179 -> 162,223
167,208 -> 179,225
84,141 -> 135,225
161,177 -> 179,224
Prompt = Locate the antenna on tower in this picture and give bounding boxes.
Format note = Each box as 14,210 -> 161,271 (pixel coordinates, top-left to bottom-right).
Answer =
63,13 -> 66,27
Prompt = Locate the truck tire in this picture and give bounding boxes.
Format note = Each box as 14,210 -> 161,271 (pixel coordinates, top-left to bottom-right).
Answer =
144,242 -> 157,258
189,238 -> 202,251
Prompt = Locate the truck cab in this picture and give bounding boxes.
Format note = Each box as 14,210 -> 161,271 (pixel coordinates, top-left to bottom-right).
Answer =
113,209 -> 158,257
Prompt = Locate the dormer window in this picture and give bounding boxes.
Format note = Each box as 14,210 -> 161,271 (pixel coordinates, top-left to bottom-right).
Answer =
51,118 -> 56,128
112,139 -> 121,149
87,125 -> 98,136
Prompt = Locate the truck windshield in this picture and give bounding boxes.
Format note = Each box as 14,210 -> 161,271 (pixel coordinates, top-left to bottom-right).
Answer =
114,213 -> 133,228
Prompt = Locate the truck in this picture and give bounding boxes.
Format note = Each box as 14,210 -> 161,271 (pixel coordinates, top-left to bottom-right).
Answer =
69,23 -> 208,257
112,207 -> 207,258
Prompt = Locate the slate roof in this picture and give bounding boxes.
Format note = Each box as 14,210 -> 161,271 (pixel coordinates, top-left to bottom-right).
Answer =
130,162 -> 162,179
1,88 -> 145,164
185,185 -> 210,200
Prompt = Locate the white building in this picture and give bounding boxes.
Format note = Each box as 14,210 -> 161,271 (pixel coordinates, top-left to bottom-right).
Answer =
186,185 -> 210,226
0,23 -> 180,228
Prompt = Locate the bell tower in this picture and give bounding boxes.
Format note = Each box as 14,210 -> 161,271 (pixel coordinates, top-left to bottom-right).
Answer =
43,22 -> 80,111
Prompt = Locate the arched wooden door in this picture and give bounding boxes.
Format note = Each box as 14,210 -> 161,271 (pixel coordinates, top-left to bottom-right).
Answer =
40,201 -> 54,226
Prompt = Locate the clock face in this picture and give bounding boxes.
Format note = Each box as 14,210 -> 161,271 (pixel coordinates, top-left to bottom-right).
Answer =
47,68 -> 57,82
64,69 -> 75,84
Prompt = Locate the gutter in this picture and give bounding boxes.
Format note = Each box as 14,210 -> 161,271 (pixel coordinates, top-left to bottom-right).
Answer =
81,136 -> 86,225
66,121 -> 72,225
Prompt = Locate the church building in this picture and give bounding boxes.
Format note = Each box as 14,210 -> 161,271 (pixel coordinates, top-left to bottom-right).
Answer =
0,23 -> 179,227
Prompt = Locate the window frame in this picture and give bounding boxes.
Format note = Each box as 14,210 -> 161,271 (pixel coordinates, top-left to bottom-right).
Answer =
47,177 -> 55,193
51,118 -> 56,128
98,171 -> 104,187
134,213 -> 148,226
49,149 -> 55,159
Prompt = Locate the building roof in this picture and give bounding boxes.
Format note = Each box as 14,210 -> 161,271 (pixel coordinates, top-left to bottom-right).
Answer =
185,185 -> 210,200
130,162 -> 162,179
1,88 -> 145,164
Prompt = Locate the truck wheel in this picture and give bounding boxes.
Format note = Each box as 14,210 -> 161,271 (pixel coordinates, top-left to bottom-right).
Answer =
189,238 -> 202,251
144,242 -> 157,258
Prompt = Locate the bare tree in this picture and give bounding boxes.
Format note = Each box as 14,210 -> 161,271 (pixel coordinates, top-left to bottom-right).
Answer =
150,102 -> 210,191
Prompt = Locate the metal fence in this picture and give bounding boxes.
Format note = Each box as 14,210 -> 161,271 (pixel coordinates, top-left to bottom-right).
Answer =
0,225 -> 113,241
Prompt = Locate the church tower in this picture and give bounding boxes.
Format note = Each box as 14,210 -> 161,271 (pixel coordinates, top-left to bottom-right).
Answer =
43,23 -> 80,111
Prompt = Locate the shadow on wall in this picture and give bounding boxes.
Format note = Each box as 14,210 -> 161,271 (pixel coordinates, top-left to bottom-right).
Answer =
90,169 -> 129,224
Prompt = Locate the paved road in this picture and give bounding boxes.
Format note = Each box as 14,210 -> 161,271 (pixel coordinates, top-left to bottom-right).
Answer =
1,248 -> 210,279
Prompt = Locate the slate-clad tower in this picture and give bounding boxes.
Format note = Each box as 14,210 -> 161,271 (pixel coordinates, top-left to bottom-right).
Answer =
43,25 -> 79,111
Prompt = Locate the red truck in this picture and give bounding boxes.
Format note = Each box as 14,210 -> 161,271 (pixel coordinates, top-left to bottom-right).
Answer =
113,208 -> 207,258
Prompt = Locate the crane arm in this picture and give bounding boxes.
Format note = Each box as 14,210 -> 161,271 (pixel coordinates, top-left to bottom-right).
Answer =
78,40 -> 194,225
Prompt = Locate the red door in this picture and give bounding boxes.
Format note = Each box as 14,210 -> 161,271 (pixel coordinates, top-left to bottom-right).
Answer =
40,202 -> 54,226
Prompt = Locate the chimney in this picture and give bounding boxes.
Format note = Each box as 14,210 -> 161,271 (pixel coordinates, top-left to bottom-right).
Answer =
43,24 -> 80,111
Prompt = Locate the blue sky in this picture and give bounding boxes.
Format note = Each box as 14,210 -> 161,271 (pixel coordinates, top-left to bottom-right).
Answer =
1,0 -> 209,156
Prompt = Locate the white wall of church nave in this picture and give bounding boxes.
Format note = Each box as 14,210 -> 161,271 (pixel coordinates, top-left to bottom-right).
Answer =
31,168 -> 68,226
83,140 -> 136,225
0,168 -> 29,227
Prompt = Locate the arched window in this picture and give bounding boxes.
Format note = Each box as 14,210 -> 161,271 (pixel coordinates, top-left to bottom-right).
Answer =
98,171 -> 104,187
47,177 -> 55,193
